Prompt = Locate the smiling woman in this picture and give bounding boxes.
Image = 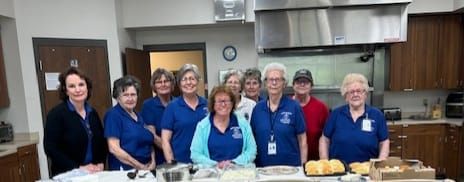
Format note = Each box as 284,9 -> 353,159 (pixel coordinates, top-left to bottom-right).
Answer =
43,67 -> 107,176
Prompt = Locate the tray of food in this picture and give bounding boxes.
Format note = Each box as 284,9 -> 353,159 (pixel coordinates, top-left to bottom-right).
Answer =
349,161 -> 370,176
257,165 -> 299,175
303,159 -> 346,176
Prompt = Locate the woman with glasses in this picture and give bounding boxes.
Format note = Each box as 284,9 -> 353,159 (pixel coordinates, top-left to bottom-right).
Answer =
190,85 -> 256,168
141,68 -> 175,165
104,75 -> 155,170
223,69 -> 256,121
44,67 -> 107,176
243,68 -> 264,102
161,64 -> 208,163
291,69 -> 329,160
319,73 -> 389,164
250,62 -> 307,167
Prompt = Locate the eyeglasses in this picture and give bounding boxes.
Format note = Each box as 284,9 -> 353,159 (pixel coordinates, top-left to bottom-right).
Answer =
155,79 -> 171,85
347,89 -> 366,95
265,77 -> 284,84
121,93 -> 137,98
245,80 -> 260,86
181,77 -> 197,82
215,100 -> 232,106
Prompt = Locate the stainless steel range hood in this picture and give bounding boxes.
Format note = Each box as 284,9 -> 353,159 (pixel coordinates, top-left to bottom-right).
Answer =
254,0 -> 411,52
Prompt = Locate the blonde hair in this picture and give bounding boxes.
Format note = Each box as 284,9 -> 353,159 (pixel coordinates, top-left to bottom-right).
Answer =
340,73 -> 369,96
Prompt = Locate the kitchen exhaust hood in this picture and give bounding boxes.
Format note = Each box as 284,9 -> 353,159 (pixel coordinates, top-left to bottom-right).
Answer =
254,0 -> 411,52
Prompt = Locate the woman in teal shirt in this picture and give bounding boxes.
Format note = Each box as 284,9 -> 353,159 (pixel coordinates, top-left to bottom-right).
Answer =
190,85 -> 256,168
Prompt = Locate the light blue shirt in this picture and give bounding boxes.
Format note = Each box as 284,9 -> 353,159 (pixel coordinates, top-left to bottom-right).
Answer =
190,113 -> 257,167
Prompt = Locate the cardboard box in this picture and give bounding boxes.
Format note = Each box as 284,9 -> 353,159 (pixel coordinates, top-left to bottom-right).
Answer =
369,157 -> 435,180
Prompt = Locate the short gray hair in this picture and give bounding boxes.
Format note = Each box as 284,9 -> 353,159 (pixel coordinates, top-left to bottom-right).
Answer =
262,62 -> 288,84
340,73 -> 369,96
177,64 -> 201,84
112,75 -> 141,99
222,69 -> 244,89
243,68 -> 262,86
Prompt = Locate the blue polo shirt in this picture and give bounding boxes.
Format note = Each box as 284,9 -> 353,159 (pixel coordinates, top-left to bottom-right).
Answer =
104,104 -> 154,170
250,96 -> 306,167
208,113 -> 243,162
161,96 -> 208,163
141,96 -> 174,165
323,104 -> 389,164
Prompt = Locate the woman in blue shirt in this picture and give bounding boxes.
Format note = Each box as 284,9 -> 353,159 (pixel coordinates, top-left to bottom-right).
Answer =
141,68 -> 175,165
319,73 -> 390,164
161,64 -> 209,163
104,75 -> 155,170
191,85 -> 256,168
250,62 -> 307,167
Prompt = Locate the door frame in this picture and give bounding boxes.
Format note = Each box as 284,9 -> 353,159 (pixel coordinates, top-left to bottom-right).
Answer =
143,43 -> 208,97
32,38 -> 111,123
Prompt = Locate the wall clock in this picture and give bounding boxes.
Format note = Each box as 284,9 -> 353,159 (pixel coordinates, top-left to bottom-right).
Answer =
222,45 -> 237,62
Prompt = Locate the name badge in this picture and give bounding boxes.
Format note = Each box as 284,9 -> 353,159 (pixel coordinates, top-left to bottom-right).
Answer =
268,141 -> 277,155
362,119 -> 372,132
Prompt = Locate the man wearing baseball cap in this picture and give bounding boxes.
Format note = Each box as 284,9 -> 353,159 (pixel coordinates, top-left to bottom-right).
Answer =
292,69 -> 329,160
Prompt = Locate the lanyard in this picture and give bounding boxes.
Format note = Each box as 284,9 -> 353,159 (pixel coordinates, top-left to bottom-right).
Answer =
267,97 -> 278,141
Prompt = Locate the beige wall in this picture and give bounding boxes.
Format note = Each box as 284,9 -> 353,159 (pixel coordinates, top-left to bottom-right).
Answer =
150,51 -> 206,96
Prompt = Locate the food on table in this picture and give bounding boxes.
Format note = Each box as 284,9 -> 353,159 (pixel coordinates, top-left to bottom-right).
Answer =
258,166 -> 298,175
349,161 -> 370,175
304,159 -> 345,175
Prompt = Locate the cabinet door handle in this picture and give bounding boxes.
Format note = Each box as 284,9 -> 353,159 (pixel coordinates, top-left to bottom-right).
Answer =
403,88 -> 413,92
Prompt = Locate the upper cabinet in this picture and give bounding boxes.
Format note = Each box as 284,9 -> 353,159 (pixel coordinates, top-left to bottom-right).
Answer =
0,35 -> 10,107
389,14 -> 464,91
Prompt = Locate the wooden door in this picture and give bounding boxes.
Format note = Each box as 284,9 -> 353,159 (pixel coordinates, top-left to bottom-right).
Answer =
410,16 -> 441,90
402,124 -> 444,173
34,39 -> 112,123
0,34 -> 10,107
438,15 -> 463,89
0,153 -> 21,182
124,48 -> 152,112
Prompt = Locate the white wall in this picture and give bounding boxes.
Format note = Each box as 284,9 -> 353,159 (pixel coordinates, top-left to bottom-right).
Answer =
408,0 -> 455,14
121,0 -> 255,29
455,0 -> 464,10
3,0 -> 123,179
115,0 -> 136,52
136,24 -> 258,91
0,0 -> 14,18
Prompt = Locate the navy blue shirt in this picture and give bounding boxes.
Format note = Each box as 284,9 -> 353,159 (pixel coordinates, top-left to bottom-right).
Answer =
161,96 -> 208,163
323,104 -> 389,164
140,96 -> 174,165
208,113 -> 243,162
66,100 -> 93,164
104,104 -> 154,170
250,96 -> 306,167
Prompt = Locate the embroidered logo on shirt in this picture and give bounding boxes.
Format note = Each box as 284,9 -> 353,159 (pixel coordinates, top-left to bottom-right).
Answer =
231,126 -> 243,139
280,112 -> 292,124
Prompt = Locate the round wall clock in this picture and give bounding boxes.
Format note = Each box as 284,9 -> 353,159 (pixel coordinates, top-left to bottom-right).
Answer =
223,46 -> 237,62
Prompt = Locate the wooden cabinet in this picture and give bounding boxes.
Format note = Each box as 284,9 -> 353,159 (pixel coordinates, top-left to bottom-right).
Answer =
0,153 -> 21,182
388,123 -> 463,180
0,34 -> 10,107
17,144 -> 40,182
0,144 -> 40,182
443,124 -> 462,180
389,14 -> 463,91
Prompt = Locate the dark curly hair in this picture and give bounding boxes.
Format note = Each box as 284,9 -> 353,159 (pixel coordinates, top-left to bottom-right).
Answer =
112,75 -> 141,99
58,67 -> 92,101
